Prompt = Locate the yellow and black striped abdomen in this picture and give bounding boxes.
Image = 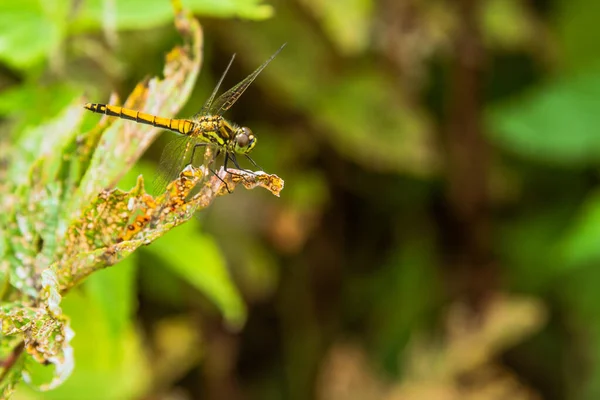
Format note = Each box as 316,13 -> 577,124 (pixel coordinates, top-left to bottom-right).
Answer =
84,103 -> 195,136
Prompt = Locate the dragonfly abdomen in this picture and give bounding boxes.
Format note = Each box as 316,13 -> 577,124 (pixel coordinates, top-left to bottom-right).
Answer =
84,103 -> 195,135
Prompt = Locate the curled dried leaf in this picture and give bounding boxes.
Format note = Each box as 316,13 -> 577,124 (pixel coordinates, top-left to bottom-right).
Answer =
57,163 -> 283,290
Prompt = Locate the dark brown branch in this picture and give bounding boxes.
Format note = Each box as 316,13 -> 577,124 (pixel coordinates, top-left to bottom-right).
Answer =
444,0 -> 495,310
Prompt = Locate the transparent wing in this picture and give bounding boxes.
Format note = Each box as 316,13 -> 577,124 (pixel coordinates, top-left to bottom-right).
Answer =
194,54 -> 236,118
152,133 -> 209,195
207,43 -> 286,117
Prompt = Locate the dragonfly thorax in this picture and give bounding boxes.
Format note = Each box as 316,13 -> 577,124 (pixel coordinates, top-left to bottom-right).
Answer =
196,115 -> 257,155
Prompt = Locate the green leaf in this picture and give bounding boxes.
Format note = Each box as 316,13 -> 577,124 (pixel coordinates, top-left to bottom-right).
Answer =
2,100 -> 86,298
8,100 -> 86,187
146,220 -> 247,329
84,257 -> 137,341
185,0 -> 273,19
0,82 -> 82,137
556,0 -> 600,71
561,191 -> 600,268
497,207 -> 571,292
75,0 -> 273,30
481,0 -> 535,50
313,69 -> 435,175
488,67 -> 600,165
0,0 -> 68,69
300,0 -> 373,55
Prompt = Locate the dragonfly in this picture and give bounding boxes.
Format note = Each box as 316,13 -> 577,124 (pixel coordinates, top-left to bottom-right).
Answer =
85,43 -> 286,192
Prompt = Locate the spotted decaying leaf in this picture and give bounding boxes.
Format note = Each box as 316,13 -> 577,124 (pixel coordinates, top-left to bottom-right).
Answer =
56,163 -> 283,291
1,269 -> 73,392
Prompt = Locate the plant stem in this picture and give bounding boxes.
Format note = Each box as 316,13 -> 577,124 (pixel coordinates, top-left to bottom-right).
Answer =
0,341 -> 25,385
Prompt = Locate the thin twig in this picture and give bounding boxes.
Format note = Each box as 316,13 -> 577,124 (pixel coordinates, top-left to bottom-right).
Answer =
0,341 -> 25,385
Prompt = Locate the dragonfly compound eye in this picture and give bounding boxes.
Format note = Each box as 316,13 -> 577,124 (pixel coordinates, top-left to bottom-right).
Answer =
235,126 -> 257,153
242,126 -> 254,139
236,132 -> 249,148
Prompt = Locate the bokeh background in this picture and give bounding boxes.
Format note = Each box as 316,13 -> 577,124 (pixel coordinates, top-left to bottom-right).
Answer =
2,0 -> 600,399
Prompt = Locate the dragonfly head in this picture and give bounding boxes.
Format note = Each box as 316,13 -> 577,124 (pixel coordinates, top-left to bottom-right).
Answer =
233,126 -> 257,154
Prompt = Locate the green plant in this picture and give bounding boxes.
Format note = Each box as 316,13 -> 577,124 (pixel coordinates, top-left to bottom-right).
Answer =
0,2 -> 282,396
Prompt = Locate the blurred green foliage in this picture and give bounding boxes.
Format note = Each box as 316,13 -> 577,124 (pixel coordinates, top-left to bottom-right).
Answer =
2,0 -> 600,399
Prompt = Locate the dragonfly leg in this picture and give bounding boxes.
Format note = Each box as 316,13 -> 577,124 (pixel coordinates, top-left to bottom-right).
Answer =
223,151 -> 229,171
188,143 -> 208,166
223,152 -> 255,191
229,153 -> 256,176
230,153 -> 243,170
188,143 -> 232,191
225,153 -> 255,179
245,154 -> 262,171
209,164 -> 231,193
208,151 -> 229,193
